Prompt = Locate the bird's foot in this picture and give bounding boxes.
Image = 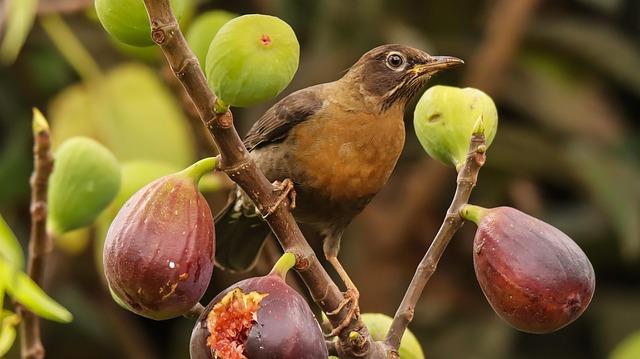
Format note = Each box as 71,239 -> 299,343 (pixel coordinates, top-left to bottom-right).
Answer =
262,178 -> 297,218
326,287 -> 360,337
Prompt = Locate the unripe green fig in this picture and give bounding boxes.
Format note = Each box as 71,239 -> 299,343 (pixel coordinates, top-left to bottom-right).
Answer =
205,14 -> 299,107
104,158 -> 216,320
95,0 -> 187,47
48,137 -> 121,236
361,313 -> 425,359
186,10 -> 236,70
463,205 -> 595,334
414,86 -> 498,170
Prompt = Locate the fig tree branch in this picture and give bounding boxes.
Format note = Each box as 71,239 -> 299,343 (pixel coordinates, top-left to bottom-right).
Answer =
385,131 -> 487,352
18,110 -> 54,359
140,2 -> 382,357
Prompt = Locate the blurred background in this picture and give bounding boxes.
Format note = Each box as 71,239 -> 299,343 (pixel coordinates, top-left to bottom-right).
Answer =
1,0 -> 639,358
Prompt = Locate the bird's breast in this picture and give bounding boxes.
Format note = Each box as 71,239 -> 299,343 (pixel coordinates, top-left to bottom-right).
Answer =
290,109 -> 405,202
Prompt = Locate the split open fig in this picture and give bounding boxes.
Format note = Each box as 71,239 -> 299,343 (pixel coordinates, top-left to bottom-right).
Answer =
103,158 -> 216,320
462,205 -> 595,334
190,253 -> 327,359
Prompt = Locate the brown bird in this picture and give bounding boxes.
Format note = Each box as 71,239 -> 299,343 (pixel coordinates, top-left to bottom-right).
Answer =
215,44 -> 462,302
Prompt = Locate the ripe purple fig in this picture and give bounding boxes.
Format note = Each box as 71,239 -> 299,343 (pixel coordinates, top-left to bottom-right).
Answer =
190,253 -> 327,359
462,205 -> 595,334
103,158 -> 217,320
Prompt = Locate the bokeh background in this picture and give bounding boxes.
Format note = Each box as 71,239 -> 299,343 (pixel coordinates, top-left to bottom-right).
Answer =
1,0 -> 640,358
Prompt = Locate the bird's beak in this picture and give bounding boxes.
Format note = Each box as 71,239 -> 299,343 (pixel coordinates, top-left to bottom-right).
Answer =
413,56 -> 464,75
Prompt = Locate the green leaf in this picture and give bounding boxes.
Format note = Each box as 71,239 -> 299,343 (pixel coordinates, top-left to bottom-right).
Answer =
0,312 -> 20,357
0,213 -> 23,269
0,0 -> 38,64
0,259 -> 73,323
49,63 -> 196,168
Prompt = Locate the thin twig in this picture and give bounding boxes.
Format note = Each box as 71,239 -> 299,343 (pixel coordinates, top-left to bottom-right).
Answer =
385,132 -> 487,353
140,2 -> 381,357
18,109 -> 54,359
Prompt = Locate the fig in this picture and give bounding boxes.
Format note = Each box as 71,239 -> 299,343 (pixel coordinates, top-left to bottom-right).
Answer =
95,160 -> 179,275
47,136 -> 121,236
414,86 -> 498,170
186,10 -> 236,70
205,14 -> 299,107
103,157 -> 216,320
190,253 -> 327,359
361,313 -> 425,359
95,0 -> 187,47
462,205 -> 595,334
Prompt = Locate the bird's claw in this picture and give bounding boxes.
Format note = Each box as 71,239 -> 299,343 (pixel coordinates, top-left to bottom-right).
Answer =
262,178 -> 296,218
325,287 -> 360,338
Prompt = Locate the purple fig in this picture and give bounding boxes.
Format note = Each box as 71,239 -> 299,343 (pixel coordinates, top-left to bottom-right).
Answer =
462,205 -> 595,334
104,158 -> 217,320
190,253 -> 327,359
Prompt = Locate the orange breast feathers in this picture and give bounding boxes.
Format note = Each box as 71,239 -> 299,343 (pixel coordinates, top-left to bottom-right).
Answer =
291,109 -> 405,201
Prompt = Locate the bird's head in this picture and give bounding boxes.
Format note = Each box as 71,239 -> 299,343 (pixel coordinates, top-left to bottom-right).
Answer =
345,44 -> 463,112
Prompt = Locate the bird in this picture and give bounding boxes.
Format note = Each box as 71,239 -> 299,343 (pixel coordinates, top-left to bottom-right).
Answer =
215,44 -> 463,315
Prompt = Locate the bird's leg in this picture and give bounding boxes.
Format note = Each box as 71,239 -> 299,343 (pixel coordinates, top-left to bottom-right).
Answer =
323,234 -> 360,337
262,178 -> 297,218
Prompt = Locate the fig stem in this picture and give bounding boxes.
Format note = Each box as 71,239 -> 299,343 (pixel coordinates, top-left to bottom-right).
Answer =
213,98 -> 229,114
18,108 -> 55,359
460,204 -> 488,225
270,252 -> 296,280
180,157 -> 218,183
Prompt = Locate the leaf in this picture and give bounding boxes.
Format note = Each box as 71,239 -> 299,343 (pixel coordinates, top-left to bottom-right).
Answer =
0,0 -> 38,64
49,63 -> 195,168
0,259 -> 73,323
0,213 -> 23,269
0,312 -> 20,358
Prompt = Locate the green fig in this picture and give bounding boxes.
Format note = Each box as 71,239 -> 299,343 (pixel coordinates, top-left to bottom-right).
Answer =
205,14 -> 299,107
414,86 -> 498,170
48,137 -> 121,236
186,10 -> 236,70
361,313 -> 425,359
95,0 -> 187,47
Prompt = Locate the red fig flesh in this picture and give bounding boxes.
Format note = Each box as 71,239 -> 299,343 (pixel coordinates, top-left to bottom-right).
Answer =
466,206 -> 595,334
104,158 -> 216,320
190,253 -> 327,359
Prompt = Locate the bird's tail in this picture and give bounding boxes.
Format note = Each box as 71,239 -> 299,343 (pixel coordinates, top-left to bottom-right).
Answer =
214,188 -> 272,272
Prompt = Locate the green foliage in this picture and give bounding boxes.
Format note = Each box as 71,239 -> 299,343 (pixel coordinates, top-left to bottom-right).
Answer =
0,0 -> 37,63
0,310 -> 20,357
0,259 -> 72,323
186,10 -> 237,70
206,14 -> 300,107
95,0 -> 188,47
0,214 -> 23,269
48,137 -> 121,236
414,86 -> 498,170
49,63 -> 196,167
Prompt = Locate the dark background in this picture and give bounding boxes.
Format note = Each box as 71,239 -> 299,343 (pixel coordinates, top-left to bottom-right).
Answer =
1,0 -> 639,358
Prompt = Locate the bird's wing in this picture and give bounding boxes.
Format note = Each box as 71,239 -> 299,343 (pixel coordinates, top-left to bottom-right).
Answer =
243,84 -> 325,151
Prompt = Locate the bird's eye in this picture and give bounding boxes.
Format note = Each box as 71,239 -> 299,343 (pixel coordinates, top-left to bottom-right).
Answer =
386,53 -> 406,69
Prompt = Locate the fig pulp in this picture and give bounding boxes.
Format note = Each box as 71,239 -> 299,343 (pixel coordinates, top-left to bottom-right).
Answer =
191,253 -> 327,359
103,158 -> 216,320
463,205 -> 595,334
